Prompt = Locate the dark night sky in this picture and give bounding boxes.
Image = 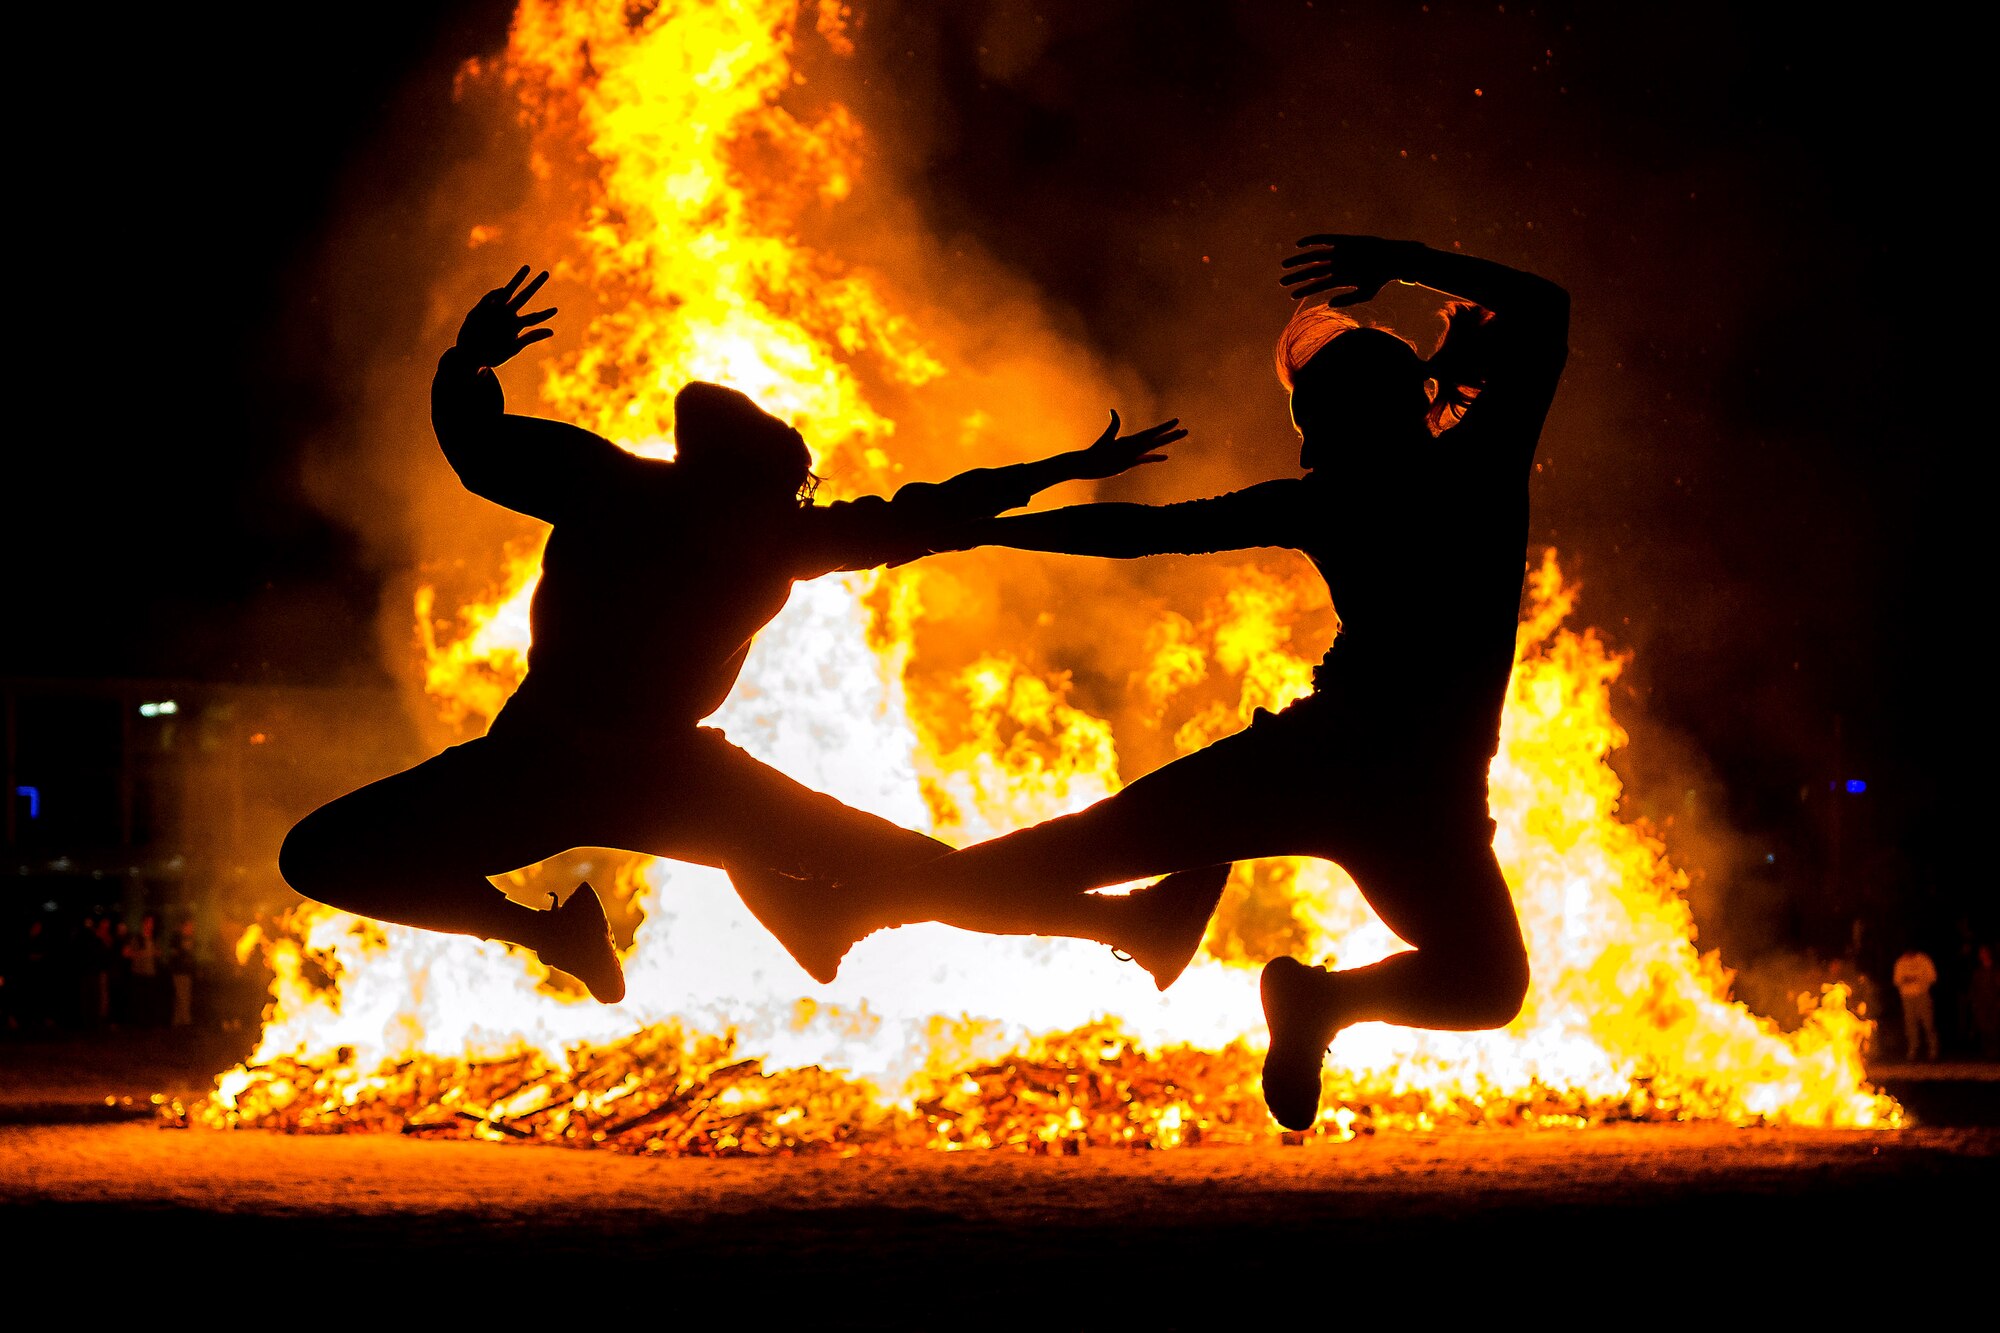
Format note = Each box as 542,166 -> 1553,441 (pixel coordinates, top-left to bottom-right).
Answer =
3,2 -> 1972,935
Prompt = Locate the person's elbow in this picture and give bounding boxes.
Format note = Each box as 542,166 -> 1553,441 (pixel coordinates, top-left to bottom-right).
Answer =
1508,281 -> 1569,366
1527,280 -> 1570,337
434,431 -> 490,489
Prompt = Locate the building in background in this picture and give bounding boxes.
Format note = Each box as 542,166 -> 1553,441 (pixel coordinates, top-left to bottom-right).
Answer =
4,677 -> 409,943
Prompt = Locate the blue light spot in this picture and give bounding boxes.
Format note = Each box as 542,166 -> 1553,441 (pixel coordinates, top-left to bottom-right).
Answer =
1844,779 -> 1868,795
1764,853 -> 1776,864
14,786 -> 38,819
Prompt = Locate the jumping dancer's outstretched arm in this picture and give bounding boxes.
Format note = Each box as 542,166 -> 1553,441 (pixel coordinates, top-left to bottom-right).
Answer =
432,266 -> 639,524
958,478 -> 1306,562
794,411 -> 1190,576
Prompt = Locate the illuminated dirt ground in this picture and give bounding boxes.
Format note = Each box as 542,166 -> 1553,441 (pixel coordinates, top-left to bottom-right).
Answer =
5,1110 -> 1992,1294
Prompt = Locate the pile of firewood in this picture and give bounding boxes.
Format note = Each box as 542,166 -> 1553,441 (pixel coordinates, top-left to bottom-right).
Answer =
166,1017 -> 1721,1154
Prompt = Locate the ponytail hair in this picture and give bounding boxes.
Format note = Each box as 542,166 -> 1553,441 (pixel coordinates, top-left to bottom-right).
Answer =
1422,299 -> 1497,433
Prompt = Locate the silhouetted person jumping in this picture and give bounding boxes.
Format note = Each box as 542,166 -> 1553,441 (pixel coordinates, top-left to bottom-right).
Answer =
280,267 -> 1229,1003
835,236 -> 1569,1130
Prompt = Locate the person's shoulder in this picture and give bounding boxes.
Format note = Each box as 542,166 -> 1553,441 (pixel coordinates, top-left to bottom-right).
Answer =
804,492 -> 893,519
1221,476 -> 1309,503
577,442 -> 672,490
579,450 -> 678,512
790,493 -> 895,551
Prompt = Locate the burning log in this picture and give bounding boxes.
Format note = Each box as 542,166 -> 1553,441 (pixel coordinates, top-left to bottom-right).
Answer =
176,1014 -> 1874,1154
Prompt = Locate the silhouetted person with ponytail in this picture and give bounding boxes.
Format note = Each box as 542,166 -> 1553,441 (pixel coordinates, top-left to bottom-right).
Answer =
280,267 -> 1228,1004
835,236 -> 1569,1130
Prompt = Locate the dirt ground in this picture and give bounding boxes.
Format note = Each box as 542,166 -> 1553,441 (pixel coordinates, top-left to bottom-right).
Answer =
5,1118 -> 1994,1306
3,1033 -> 1994,1312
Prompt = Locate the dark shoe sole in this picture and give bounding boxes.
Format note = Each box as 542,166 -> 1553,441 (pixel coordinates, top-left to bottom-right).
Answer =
1260,956 -> 1332,1131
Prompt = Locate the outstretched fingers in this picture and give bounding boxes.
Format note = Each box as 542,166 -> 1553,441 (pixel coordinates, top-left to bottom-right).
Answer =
489,264 -> 532,304
1281,235 -> 1378,301
507,269 -> 551,311
1280,253 -> 1358,301
1077,414 -> 1187,476
1130,420 -> 1186,446
1122,418 -> 1186,465
1091,409 -> 1123,448
457,266 -> 559,365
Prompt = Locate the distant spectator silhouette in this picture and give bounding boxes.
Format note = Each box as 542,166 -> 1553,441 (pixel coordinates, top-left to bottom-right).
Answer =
1894,947 -> 1940,1061
168,919 -> 197,1028
125,914 -> 162,1028
82,915 -> 116,1028
280,267 -> 1227,1004
831,236 -> 1568,1130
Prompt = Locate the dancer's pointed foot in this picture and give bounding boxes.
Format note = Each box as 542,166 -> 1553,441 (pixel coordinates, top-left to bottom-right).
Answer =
1259,955 -> 1352,1131
732,865 -> 896,985
539,882 -> 625,1004
1116,863 -> 1231,991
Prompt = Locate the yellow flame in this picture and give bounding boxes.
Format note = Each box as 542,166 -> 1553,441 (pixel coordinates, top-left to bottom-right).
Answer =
194,0 -> 1895,1146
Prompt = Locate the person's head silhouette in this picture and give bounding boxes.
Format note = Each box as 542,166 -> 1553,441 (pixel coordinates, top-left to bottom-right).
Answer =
1276,299 -> 1493,472
673,382 -> 816,503
1277,305 -> 1429,472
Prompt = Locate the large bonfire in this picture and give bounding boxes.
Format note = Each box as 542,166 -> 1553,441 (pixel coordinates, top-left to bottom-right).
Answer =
192,0 -> 1895,1151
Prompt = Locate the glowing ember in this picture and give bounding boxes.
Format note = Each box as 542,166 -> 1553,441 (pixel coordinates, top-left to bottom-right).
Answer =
191,0 -> 1896,1147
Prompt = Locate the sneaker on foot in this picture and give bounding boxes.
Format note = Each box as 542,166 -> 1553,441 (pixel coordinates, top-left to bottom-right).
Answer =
731,865 -> 888,985
1118,863 -> 1232,991
1259,955 -> 1348,1131
539,882 -> 625,1004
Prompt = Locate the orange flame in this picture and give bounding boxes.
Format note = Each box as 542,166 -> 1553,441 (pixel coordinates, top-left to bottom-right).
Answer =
195,0 -> 1895,1146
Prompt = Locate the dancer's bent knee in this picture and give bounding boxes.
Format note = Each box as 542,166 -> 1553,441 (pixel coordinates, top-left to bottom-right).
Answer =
278,805 -> 413,917
1438,929 -> 1531,1029
278,808 -> 342,901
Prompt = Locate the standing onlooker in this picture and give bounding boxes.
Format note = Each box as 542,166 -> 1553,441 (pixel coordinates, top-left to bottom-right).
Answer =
82,915 -> 117,1028
167,919 -> 197,1028
1893,946 -> 1941,1061
1968,944 -> 2000,1061
125,914 -> 161,1027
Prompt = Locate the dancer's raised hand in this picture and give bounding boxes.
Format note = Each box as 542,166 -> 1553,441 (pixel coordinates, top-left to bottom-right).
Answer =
456,265 -> 559,367
1279,234 -> 1423,306
1071,411 -> 1187,480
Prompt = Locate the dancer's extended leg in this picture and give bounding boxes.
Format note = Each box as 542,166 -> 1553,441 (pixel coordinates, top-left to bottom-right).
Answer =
664,729 -> 1237,985
278,738 -> 625,1000
883,715 -> 1298,926
794,720 -> 1303,984
1260,807 -> 1529,1129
